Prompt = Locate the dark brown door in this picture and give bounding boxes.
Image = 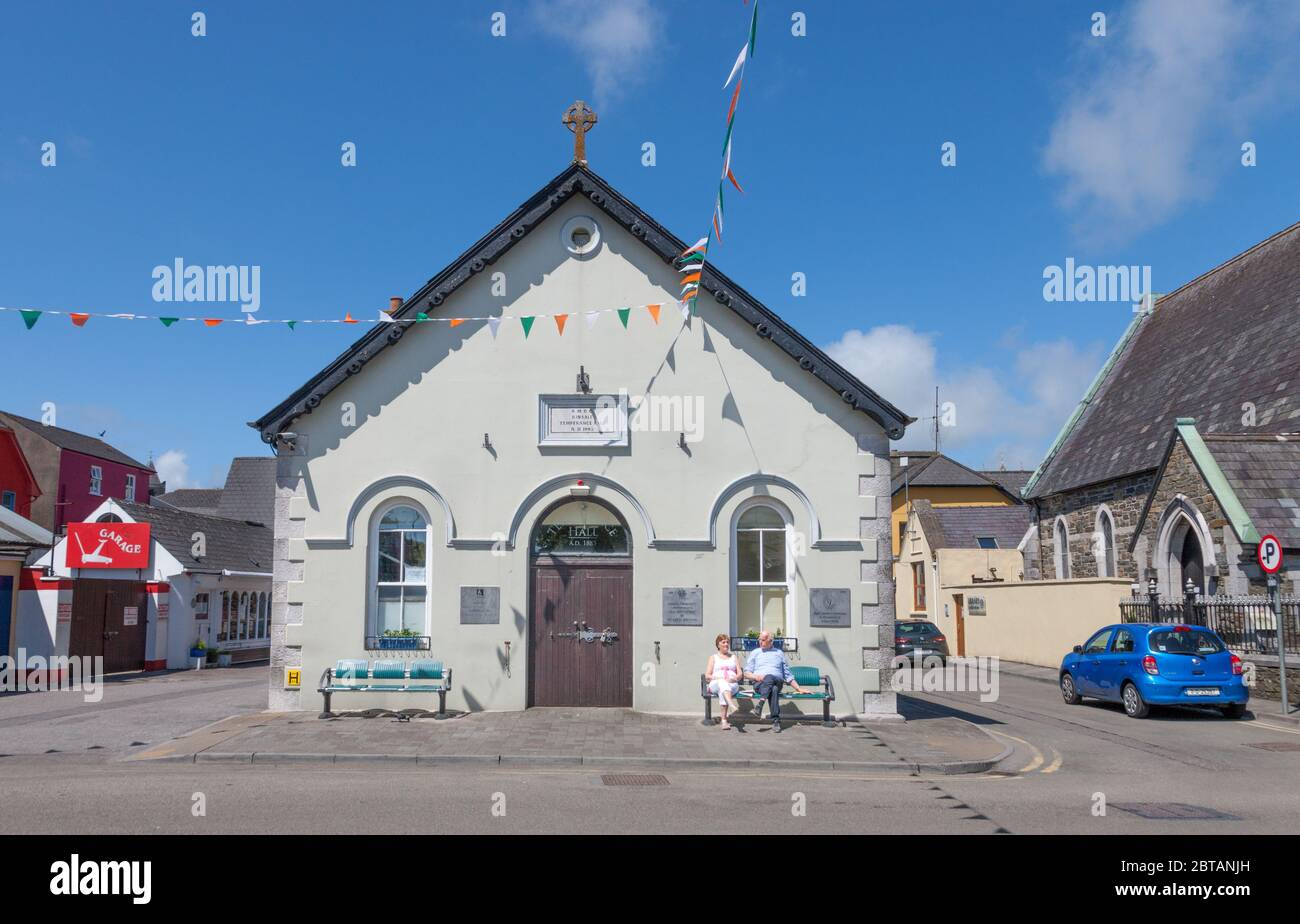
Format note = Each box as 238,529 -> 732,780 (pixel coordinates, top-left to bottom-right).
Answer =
68,580 -> 147,673
529,557 -> 632,707
954,594 -> 966,657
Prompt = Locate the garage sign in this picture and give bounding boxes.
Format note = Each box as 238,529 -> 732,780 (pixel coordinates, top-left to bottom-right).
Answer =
67,522 -> 151,569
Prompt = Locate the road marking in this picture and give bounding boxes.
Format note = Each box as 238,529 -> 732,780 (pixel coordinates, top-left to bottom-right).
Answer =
1042,746 -> 1063,774
986,728 -> 1044,773
1247,719 -> 1300,737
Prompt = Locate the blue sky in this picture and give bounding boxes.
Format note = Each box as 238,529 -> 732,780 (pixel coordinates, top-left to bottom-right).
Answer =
2,0 -> 1298,488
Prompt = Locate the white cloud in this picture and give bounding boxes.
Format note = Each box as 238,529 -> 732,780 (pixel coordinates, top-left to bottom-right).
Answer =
1043,0 -> 1300,240
154,450 -> 191,490
825,325 -> 1106,471
534,0 -> 663,109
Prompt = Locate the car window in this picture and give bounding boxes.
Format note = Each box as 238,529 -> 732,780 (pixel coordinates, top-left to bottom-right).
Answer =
1083,629 -> 1113,653
897,622 -> 939,635
1149,629 -> 1224,654
1112,629 -> 1136,653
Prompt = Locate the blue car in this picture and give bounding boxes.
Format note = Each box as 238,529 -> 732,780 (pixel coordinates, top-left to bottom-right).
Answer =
1059,623 -> 1248,719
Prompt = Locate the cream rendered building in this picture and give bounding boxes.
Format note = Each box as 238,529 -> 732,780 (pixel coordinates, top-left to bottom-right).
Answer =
252,159 -> 913,719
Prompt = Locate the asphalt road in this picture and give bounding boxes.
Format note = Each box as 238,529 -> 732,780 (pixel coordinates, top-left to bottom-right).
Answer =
0,664 -> 1296,834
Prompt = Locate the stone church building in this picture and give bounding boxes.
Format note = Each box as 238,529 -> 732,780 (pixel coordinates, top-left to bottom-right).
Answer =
1024,222 -> 1300,597
252,121 -> 912,718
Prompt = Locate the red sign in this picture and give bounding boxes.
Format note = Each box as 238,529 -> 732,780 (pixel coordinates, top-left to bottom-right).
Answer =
66,522 -> 151,569
1257,534 -> 1284,574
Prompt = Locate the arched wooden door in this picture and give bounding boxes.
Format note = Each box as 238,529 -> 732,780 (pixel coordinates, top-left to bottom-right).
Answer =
528,499 -> 633,707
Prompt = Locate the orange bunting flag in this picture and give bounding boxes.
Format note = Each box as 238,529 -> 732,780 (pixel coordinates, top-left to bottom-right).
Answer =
344,312 -> 358,324
449,318 -> 465,328
680,272 -> 701,286
647,304 -> 661,324
204,318 -> 223,327
554,313 -> 568,335
69,313 -> 90,327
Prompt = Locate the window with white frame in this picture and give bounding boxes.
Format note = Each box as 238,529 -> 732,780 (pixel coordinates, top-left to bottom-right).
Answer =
1054,517 -> 1072,579
124,474 -> 136,502
734,504 -> 791,638
1,491 -> 15,511
89,465 -> 103,496
372,504 -> 429,636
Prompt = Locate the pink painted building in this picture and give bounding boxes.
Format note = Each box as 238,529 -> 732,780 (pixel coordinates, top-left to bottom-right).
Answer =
0,412 -> 155,535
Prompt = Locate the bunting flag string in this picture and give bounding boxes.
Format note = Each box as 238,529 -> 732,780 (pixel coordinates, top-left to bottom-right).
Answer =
678,0 -> 760,316
0,298 -> 695,337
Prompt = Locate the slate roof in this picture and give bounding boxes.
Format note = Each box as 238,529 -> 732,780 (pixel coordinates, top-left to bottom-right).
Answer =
0,504 -> 52,550
250,162 -> 913,441
117,501 -> 272,575
981,469 -> 1033,498
1026,221 -> 1300,499
908,499 -> 947,550
214,457 -> 275,526
0,412 -> 152,470
1204,434 -> 1300,548
889,451 -> 1023,501
932,505 -> 1034,551
155,489 -> 223,516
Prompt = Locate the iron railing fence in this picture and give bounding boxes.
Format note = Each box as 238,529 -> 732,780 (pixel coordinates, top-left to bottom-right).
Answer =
1120,594 -> 1300,656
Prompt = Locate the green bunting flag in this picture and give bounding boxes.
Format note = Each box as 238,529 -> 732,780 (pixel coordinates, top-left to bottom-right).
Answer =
19,310 -> 41,330
286,320 -> 297,330
520,316 -> 535,338
159,317 -> 179,327
617,307 -> 631,328
417,312 -> 429,321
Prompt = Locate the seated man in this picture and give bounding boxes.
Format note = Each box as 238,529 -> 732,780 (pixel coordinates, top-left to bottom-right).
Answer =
743,630 -> 813,732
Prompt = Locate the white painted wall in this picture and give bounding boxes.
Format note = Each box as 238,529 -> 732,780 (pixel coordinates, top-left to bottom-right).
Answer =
271,198 -> 902,717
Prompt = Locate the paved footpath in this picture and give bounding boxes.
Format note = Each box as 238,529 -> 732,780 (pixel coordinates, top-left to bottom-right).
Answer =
131,706 -> 1008,773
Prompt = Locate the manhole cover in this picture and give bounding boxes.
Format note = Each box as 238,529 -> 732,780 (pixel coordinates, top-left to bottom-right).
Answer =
1245,741 -> 1300,752
1113,803 -> 1240,821
601,773 -> 669,786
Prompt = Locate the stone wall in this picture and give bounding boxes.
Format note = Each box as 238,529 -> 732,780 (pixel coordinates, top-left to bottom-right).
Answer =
1033,471 -> 1155,581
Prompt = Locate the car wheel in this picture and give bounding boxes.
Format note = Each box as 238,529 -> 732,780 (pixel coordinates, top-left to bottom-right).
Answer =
1060,672 -> 1082,705
1121,682 -> 1149,719
1221,702 -> 1246,719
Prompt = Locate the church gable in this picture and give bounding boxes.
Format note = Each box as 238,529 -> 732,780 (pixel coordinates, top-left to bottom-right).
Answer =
251,163 -> 912,442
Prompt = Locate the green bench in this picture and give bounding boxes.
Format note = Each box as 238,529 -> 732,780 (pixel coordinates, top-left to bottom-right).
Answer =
699,665 -> 835,727
318,658 -> 453,719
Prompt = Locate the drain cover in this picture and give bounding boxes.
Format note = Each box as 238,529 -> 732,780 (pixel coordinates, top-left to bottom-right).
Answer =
601,773 -> 669,786
1245,741 -> 1300,752
1113,802 -> 1240,821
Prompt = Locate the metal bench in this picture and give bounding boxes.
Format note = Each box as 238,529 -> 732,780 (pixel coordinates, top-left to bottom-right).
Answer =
700,665 -> 835,727
318,658 -> 453,719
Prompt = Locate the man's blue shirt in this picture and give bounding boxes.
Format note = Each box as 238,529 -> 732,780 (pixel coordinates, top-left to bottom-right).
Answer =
745,646 -> 794,683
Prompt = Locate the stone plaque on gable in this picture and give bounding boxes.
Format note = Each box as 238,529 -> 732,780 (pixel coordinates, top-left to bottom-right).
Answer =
809,588 -> 851,628
459,586 -> 501,624
662,587 -> 703,626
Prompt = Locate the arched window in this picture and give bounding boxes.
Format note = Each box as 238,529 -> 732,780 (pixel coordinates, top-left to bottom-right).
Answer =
256,593 -> 267,638
218,591 -> 229,642
734,503 -> 792,638
1053,517 -> 1072,580
239,592 -> 249,639
371,504 -> 429,636
1095,506 -> 1117,578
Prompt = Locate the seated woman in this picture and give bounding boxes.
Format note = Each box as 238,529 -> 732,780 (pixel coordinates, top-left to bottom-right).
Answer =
705,633 -> 742,729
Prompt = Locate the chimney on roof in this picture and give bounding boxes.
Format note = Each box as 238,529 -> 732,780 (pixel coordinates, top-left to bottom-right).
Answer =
389,296 -> 403,313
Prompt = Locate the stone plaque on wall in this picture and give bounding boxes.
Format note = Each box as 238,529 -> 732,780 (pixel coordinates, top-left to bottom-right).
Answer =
809,588 -> 851,628
459,586 -> 500,624
968,595 -> 987,616
662,587 -> 703,626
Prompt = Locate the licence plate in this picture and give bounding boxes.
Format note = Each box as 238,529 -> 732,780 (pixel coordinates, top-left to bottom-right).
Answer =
1185,687 -> 1220,696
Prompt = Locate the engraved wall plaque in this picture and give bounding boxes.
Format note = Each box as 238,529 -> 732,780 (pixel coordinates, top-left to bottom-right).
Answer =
661,587 -> 703,626
459,586 -> 501,624
809,588 -> 851,628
